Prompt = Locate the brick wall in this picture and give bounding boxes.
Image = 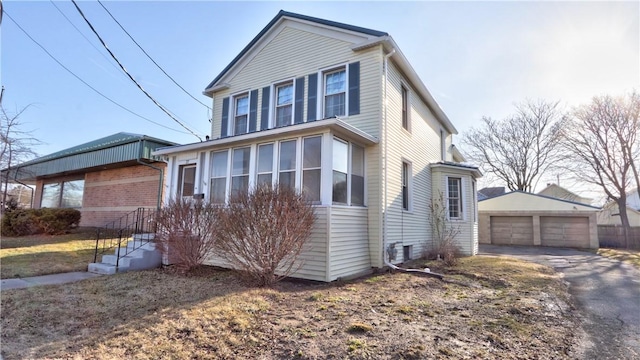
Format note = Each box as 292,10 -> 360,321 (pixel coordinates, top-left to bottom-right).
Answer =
81,164 -> 165,227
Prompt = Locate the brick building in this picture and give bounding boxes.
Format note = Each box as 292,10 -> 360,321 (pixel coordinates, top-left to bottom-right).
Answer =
4,133 -> 176,227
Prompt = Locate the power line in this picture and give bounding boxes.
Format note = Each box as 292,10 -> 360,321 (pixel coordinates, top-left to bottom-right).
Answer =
3,10 -> 192,135
48,0 -> 123,75
97,0 -> 211,111
71,0 -> 203,141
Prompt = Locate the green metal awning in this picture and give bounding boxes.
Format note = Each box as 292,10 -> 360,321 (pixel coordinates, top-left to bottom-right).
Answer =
3,132 -> 177,182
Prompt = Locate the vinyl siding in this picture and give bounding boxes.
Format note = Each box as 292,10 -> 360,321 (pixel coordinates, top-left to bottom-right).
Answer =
329,206 -> 370,280
431,167 -> 478,255
382,61 -> 445,262
211,25 -> 382,140
202,206 -> 329,282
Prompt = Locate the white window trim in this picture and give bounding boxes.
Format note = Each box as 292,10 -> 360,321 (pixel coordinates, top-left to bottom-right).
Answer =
401,83 -> 411,133
209,149 -> 230,204
271,79 -> 296,129
302,135 -> 323,203
256,142 -> 276,187
401,159 -> 412,212
445,175 -> 465,221
178,164 -> 196,198
318,63 -> 349,120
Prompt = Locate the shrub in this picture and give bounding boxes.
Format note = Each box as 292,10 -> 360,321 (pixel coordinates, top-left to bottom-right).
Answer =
425,191 -> 462,266
1,208 -> 81,236
215,184 -> 315,286
155,197 -> 219,272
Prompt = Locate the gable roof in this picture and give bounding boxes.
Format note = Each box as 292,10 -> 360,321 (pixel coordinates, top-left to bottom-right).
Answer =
478,187 -> 505,199
479,190 -> 601,211
202,10 -> 458,135
204,10 -> 387,92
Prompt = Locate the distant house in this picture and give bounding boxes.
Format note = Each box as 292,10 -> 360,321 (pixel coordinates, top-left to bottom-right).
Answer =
537,183 -> 592,205
2,133 -> 176,227
153,11 -> 482,282
598,188 -> 640,227
477,187 -> 505,201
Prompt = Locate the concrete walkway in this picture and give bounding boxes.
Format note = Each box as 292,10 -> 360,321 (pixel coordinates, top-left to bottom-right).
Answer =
0,271 -> 102,290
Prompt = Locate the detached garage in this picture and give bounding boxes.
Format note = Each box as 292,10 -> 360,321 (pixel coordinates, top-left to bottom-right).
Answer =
479,191 -> 600,249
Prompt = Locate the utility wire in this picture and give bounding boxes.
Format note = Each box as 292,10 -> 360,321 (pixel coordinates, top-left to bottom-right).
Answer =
71,0 -> 203,141
48,0 -> 122,75
4,10 -> 191,135
97,0 -> 211,110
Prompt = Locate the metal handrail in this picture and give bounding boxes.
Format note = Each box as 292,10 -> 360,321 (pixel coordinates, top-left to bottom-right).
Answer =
92,208 -> 157,271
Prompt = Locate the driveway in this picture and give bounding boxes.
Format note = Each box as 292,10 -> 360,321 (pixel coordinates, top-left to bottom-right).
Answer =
480,245 -> 640,359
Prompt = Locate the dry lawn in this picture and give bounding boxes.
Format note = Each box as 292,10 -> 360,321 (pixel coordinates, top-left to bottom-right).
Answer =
0,228 -> 98,278
1,256 -> 580,359
597,248 -> 640,269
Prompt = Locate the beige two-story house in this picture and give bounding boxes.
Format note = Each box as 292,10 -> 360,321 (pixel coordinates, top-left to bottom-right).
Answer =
154,11 -> 481,282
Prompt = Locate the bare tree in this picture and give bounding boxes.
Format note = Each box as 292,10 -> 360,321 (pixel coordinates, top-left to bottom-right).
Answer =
1,105 -> 40,212
462,100 -> 564,192
560,93 -> 640,247
214,184 -> 315,286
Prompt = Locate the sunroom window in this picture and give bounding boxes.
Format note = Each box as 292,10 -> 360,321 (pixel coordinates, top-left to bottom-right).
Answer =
332,139 -> 348,204
448,177 -> 462,219
351,145 -> 365,206
231,147 -> 250,196
302,136 -> 322,202
257,143 -> 274,186
279,140 -> 297,189
210,150 -> 228,204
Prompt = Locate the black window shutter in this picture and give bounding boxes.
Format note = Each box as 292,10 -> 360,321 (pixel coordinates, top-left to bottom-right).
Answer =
348,62 -> 360,116
221,97 -> 229,138
249,89 -> 258,133
260,86 -> 270,130
294,76 -> 305,124
307,73 -> 317,122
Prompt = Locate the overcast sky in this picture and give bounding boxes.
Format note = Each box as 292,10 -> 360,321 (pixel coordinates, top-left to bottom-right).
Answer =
2,1 -> 638,196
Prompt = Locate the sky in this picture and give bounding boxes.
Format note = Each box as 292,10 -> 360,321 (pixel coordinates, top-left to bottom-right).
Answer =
2,1 -> 639,197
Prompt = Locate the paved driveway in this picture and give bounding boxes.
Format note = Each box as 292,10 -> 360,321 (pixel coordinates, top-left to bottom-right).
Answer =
480,245 -> 640,359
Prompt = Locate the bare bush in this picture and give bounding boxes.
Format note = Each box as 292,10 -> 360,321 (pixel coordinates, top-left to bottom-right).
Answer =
426,191 -> 462,266
155,198 -> 218,272
215,184 -> 315,286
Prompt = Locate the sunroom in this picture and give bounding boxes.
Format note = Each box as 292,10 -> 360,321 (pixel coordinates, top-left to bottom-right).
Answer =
153,118 -> 379,282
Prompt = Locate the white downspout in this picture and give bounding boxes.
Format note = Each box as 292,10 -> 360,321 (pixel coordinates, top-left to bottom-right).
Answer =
382,48 -> 442,279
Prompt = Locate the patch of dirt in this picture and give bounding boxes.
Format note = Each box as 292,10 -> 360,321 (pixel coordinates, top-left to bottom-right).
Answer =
1,257 -> 582,359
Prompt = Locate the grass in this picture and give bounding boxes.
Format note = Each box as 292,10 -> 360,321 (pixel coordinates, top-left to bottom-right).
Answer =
0,256 -> 581,359
597,248 -> 640,269
0,228 -> 99,278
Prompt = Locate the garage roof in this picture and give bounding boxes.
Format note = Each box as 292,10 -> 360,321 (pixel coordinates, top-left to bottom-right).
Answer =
479,191 -> 600,212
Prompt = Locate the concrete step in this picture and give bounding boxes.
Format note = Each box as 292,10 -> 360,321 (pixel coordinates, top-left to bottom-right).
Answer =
88,262 -> 119,275
133,233 -> 155,241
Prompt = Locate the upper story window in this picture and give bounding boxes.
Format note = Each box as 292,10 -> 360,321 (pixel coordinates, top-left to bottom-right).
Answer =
447,177 -> 462,219
324,68 -> 346,118
275,82 -> 293,127
401,85 -> 409,131
234,94 -> 249,135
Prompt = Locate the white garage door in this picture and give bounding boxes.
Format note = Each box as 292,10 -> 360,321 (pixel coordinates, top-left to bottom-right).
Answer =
540,216 -> 590,248
490,216 -> 534,246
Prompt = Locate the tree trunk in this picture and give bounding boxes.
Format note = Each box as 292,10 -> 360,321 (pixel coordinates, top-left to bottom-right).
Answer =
616,197 -> 631,248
